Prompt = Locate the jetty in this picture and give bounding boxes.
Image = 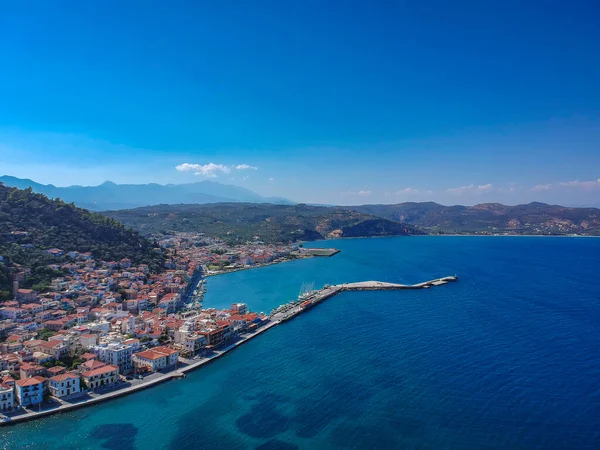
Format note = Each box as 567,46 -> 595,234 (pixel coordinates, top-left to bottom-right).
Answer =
340,276 -> 457,290
271,276 -> 458,322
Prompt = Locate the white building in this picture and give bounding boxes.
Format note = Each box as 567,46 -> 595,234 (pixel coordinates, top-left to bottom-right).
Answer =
184,334 -> 207,356
91,342 -> 134,373
0,383 -> 14,411
133,346 -> 179,372
15,376 -> 47,407
48,373 -> 81,398
81,365 -> 119,390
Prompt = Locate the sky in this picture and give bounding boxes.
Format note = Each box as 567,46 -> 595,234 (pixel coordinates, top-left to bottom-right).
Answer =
1,0 -> 599,206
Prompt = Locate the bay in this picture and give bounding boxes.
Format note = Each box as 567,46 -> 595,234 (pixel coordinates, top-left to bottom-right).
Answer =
2,236 -> 600,449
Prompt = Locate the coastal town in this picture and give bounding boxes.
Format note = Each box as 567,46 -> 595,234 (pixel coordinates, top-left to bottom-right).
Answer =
0,231 -> 322,423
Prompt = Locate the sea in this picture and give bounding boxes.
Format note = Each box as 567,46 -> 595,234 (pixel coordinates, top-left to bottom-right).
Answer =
2,236 -> 600,449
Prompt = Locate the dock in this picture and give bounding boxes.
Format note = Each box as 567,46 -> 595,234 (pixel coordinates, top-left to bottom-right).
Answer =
271,276 -> 458,322
339,276 -> 458,291
302,248 -> 341,257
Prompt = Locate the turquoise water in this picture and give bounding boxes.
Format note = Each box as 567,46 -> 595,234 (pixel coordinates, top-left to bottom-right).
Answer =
2,236 -> 600,449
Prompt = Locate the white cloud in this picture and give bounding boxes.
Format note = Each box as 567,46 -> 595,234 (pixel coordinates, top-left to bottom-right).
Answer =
392,187 -> 433,196
559,179 -> 600,190
343,190 -> 372,197
529,184 -> 552,192
175,163 -> 231,177
268,177 -> 275,182
397,188 -> 419,195
447,184 -> 494,195
446,184 -> 475,195
529,179 -> 600,192
497,183 -> 519,194
235,164 -> 258,170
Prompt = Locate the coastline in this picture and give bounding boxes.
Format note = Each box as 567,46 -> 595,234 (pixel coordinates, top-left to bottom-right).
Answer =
1,273 -> 457,426
2,320 -> 279,426
203,248 -> 339,278
203,256 -> 312,278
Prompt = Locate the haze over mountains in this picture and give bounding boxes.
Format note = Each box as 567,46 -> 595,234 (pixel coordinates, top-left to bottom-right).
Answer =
0,175 -> 292,211
2,175 -> 599,236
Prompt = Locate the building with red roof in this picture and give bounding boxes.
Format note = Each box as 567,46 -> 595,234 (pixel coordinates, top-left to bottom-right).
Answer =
15,376 -> 47,406
49,372 -> 81,398
81,364 -> 119,390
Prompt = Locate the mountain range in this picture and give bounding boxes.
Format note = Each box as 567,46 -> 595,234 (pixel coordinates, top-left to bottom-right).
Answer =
0,176 -> 292,211
351,202 -> 600,235
2,175 -> 600,236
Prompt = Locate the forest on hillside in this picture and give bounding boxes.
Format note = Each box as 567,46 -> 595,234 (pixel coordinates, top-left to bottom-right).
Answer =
0,184 -> 164,299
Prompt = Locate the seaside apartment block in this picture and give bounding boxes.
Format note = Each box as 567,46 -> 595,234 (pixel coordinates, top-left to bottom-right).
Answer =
48,373 -> 81,398
0,382 -> 14,411
15,376 -> 47,407
132,346 -> 179,372
81,365 -> 119,390
91,342 -> 134,373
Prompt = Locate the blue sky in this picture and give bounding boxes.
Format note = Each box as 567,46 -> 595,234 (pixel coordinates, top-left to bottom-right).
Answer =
1,0 -> 599,206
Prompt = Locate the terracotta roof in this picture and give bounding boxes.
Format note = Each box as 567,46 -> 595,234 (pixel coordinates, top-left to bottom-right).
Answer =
38,340 -> 63,349
20,362 -> 44,370
50,372 -> 79,382
153,346 -> 179,356
81,360 -> 106,370
134,350 -> 166,361
81,364 -> 118,378
16,376 -> 47,387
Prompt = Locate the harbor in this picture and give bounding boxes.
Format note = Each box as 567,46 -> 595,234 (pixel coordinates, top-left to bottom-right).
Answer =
1,275 -> 457,426
271,276 -> 458,322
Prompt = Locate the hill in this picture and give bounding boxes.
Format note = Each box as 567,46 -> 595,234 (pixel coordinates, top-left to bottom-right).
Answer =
0,184 -> 165,299
351,202 -> 600,235
0,176 -> 293,211
104,203 -> 424,243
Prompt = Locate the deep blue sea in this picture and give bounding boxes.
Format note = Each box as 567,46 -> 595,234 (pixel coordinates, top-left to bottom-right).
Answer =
2,236 -> 600,449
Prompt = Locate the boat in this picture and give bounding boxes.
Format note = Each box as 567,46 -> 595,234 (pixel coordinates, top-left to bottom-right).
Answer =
298,281 -> 315,300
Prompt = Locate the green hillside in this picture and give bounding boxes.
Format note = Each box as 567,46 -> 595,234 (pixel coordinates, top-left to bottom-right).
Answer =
0,184 -> 165,299
105,203 -> 424,244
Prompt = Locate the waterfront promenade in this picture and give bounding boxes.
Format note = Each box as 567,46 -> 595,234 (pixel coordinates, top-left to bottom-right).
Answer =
1,275 -> 456,426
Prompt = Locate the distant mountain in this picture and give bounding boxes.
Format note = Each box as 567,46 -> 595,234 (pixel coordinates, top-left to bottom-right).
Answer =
350,202 -> 600,235
0,176 -> 294,210
105,203 -> 424,244
0,184 -> 165,299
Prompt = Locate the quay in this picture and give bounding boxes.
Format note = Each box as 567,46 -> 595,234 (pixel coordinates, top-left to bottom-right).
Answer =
1,275 -> 456,426
271,276 -> 458,322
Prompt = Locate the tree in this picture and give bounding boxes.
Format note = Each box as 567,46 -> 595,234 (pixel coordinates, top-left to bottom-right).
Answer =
38,328 -> 55,341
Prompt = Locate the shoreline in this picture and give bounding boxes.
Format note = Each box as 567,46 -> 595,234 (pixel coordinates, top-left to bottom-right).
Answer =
309,234 -> 600,244
1,320 -> 279,426
203,248 -> 339,278
1,275 -> 457,426
202,256 -> 312,278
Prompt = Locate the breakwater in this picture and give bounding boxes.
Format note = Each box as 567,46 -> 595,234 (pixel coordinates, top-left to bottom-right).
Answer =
271,276 -> 458,322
